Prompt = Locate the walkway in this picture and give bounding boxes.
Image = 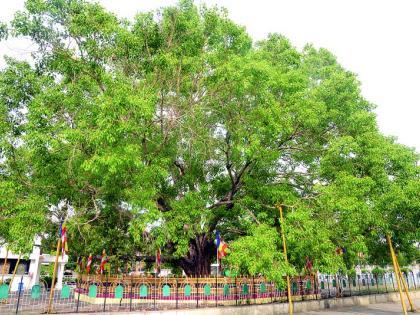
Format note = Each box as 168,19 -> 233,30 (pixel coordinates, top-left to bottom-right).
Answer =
297,298 -> 419,315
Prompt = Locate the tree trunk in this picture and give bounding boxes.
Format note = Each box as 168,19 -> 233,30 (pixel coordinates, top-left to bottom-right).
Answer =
178,233 -> 214,277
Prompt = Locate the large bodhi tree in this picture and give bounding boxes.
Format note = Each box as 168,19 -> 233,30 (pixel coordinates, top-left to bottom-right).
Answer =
0,0 -> 418,277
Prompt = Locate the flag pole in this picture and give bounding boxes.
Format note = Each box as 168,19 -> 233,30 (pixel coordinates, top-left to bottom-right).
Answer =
216,246 -> 219,277
8,253 -> 21,293
386,234 -> 407,315
47,236 -> 61,313
1,248 -> 8,283
395,260 -> 416,312
278,205 -> 293,315
388,235 -> 415,312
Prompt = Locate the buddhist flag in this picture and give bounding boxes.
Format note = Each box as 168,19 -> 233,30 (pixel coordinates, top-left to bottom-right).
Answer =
77,257 -> 84,272
215,231 -> 221,249
335,247 -> 346,255
155,248 -> 161,273
215,231 -> 228,258
86,254 -> 92,274
305,256 -> 313,270
100,250 -> 108,274
59,222 -> 68,258
218,241 -> 228,258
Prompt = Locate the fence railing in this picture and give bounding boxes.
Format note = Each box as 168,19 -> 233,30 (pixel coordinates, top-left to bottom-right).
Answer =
0,272 -> 418,314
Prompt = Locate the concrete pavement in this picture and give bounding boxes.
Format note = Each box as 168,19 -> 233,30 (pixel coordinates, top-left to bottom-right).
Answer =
297,298 -> 419,314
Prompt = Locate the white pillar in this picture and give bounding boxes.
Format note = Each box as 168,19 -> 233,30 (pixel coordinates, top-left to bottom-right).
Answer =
29,242 -> 41,288
56,262 -> 65,289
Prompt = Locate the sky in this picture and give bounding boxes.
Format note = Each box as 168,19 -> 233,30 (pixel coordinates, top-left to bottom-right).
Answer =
1,0 -> 419,152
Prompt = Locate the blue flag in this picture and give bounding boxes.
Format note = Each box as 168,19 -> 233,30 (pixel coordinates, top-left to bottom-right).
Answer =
215,230 -> 221,248
58,220 -> 63,238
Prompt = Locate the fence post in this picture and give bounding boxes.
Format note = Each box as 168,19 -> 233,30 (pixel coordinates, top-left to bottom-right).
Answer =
216,274 -> 218,307
270,280 -> 273,303
76,276 -> 81,313
357,275 -> 361,295
252,276 -> 256,304
314,275 -> 318,300
103,274 -> 108,312
327,275 -> 331,298
375,274 -> 379,294
129,273 -> 133,312
411,271 -> 416,290
384,274 -> 388,293
366,274 -> 370,295
235,277 -> 239,306
196,276 -> 199,308
404,272 -> 410,289
175,278 -> 179,309
153,274 -> 157,310
390,273 -> 396,292
300,276 -> 304,301
348,276 -> 352,297
15,276 -> 24,315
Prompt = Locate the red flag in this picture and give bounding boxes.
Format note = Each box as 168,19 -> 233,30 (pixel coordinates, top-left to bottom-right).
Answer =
60,225 -> 68,258
86,254 -> 92,273
305,256 -> 313,272
77,257 -> 83,272
155,248 -> 161,273
100,250 -> 108,274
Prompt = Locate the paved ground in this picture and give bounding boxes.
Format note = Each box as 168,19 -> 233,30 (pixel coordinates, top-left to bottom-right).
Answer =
297,299 -> 419,314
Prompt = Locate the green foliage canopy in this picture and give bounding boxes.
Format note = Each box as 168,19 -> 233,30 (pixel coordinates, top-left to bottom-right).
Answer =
0,0 -> 418,279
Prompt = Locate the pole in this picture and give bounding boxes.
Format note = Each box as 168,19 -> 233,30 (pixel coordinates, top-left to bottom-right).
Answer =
278,205 -> 293,315
15,276 -> 23,315
252,276 -> 256,304
392,247 -> 416,312
216,248 -> 219,278
270,280 -> 272,303
75,275 -> 81,313
410,271 -> 417,290
1,248 -> 9,283
175,278 -> 179,309
348,275 -> 352,297
215,271 -> 218,307
386,234 -> 408,315
153,272 -> 157,310
8,253 -> 22,293
391,272 -> 396,292
196,276 -> 199,308
235,277 -> 238,305
103,274 -> 108,312
47,237 -> 61,313
129,267 -> 133,312
327,275 -> 331,298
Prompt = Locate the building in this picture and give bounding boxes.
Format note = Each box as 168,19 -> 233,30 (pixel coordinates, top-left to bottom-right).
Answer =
0,238 -> 68,291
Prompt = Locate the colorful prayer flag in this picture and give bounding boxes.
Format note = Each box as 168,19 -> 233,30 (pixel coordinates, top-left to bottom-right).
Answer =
100,250 -> 108,274
305,256 -> 313,272
86,254 -> 92,274
335,247 -> 344,255
77,257 -> 83,272
215,231 -> 221,248
215,230 -> 228,259
60,222 -> 68,258
155,248 -> 161,273
218,241 -> 228,258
